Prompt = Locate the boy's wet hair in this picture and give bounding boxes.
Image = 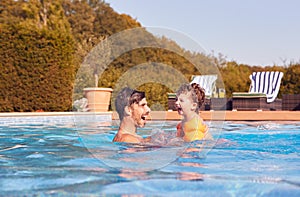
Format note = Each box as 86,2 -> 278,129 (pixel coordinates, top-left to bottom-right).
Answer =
115,87 -> 145,120
176,83 -> 205,113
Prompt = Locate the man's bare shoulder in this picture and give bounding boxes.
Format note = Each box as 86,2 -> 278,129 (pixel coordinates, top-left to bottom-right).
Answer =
113,133 -> 142,143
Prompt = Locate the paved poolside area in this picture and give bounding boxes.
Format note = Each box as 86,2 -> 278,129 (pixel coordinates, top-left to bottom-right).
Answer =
0,111 -> 299,121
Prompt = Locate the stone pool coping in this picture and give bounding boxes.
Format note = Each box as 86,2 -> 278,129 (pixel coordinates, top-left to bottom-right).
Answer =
0,111 -> 299,121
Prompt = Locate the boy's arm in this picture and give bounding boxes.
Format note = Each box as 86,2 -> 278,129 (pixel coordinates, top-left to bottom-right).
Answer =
176,122 -> 184,137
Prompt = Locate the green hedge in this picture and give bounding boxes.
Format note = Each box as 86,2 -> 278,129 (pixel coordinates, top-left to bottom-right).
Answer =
0,24 -> 75,112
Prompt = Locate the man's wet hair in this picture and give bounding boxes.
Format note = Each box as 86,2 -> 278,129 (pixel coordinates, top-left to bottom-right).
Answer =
115,87 -> 145,120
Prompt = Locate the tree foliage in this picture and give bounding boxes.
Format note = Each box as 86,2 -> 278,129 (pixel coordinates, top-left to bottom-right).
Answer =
0,0 -> 75,111
281,63 -> 300,95
0,0 -> 299,112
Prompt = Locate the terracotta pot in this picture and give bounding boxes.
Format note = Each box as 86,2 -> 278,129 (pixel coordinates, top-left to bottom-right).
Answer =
83,88 -> 113,112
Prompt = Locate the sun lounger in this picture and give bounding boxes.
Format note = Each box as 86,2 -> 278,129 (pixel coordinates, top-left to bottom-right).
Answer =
233,71 -> 284,110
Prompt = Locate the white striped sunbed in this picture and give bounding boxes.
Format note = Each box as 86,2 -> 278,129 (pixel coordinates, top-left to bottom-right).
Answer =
233,71 -> 284,103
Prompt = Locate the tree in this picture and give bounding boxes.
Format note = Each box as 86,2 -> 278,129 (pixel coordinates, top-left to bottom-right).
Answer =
0,0 -> 75,112
282,63 -> 300,94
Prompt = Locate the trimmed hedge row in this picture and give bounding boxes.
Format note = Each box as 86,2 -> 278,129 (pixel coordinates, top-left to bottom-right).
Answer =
0,24 -> 75,112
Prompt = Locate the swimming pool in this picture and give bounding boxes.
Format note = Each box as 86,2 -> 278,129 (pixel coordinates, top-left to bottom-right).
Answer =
0,115 -> 299,196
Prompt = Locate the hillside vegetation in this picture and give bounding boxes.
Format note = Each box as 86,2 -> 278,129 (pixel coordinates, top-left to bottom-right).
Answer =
0,0 -> 299,112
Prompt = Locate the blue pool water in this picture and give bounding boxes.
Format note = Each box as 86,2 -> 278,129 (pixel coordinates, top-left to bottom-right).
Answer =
0,116 -> 299,196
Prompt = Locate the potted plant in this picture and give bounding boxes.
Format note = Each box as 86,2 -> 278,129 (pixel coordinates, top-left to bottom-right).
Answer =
78,38 -> 113,112
83,87 -> 112,112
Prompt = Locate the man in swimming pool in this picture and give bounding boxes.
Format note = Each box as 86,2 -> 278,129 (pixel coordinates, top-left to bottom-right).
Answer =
113,87 -> 151,143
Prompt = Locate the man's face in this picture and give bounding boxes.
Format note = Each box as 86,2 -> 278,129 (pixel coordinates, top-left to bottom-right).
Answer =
130,98 -> 151,128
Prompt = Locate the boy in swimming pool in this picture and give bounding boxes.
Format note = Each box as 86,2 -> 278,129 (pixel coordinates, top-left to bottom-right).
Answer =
113,87 -> 151,143
175,83 -> 212,142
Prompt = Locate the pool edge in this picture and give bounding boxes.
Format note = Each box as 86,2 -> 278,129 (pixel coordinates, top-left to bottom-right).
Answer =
0,111 -> 299,121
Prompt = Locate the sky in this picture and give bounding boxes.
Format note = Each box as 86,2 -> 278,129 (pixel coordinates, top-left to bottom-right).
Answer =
105,0 -> 300,66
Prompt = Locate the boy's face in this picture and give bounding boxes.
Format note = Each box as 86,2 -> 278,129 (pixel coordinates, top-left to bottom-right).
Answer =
129,98 -> 151,128
175,92 -> 196,116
